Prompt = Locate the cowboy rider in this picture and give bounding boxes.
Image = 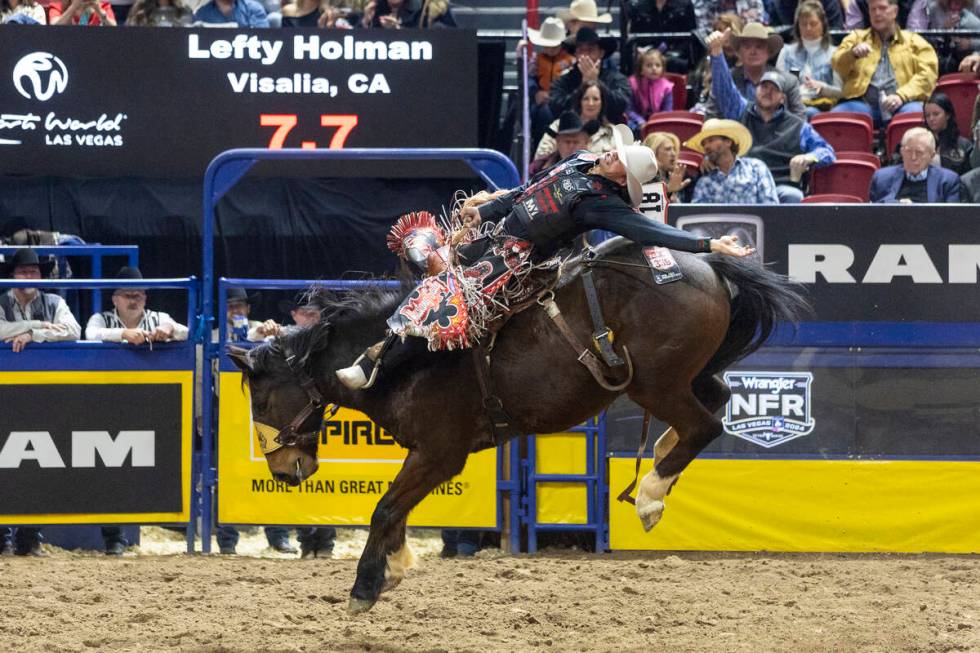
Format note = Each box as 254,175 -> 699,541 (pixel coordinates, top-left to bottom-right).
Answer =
336,124 -> 755,390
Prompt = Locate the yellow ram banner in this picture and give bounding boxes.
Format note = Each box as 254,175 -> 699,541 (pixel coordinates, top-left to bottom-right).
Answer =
609,456 -> 980,553
217,371 -> 497,527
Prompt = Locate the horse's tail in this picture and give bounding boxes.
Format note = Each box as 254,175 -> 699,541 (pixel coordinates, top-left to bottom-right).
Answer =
701,255 -> 810,375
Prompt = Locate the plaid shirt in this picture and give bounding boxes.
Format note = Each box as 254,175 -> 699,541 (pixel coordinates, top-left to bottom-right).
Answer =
692,156 -> 780,204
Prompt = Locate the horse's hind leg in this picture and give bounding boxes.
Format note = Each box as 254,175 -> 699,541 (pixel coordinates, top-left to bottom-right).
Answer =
349,448 -> 466,614
631,374 -> 730,531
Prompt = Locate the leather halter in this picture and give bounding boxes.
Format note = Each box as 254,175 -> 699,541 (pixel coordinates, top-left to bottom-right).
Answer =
254,342 -> 337,455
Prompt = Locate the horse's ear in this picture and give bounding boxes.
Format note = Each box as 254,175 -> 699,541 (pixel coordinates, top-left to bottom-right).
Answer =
227,346 -> 253,375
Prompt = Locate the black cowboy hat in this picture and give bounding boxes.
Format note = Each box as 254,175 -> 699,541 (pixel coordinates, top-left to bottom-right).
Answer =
1,247 -> 55,278
227,287 -> 260,304
276,289 -> 326,315
113,266 -> 147,292
562,26 -> 617,57
551,111 -> 601,137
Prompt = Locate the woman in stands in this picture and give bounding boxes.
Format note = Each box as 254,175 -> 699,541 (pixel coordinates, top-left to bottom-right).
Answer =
125,0 -> 191,24
775,0 -> 842,118
1,0 -> 46,23
643,131 -> 691,202
923,92 -> 974,174
534,80 -> 616,160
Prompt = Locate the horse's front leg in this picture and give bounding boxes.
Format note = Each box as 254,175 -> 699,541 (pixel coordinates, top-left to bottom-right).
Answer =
349,449 -> 465,614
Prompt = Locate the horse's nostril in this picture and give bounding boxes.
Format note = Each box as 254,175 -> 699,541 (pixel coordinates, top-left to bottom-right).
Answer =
272,472 -> 293,484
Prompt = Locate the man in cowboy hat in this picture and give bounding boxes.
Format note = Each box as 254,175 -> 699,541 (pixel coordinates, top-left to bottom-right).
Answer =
548,26 -> 631,124
558,0 -> 612,37
85,266 -> 189,345
531,110 -> 599,173
337,126 -> 755,390
703,23 -> 806,120
708,31 -> 836,203
686,118 -> 780,203
525,17 -> 575,145
0,247 -> 80,354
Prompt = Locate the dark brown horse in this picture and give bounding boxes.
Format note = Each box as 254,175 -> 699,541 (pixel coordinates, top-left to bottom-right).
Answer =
229,240 -> 807,613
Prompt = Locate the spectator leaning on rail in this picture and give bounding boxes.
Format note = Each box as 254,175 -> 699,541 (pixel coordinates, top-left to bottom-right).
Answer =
85,267 -> 189,346
708,31 -> 836,202
702,23 -> 808,120
870,126 -> 962,202
193,0 -> 268,27
549,28 -> 632,127
775,1 -> 844,118
0,248 -> 80,354
685,118 -> 781,203
831,0 -> 938,127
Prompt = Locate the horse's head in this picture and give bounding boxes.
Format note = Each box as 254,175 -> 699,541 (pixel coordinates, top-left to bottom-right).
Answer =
228,323 -> 333,486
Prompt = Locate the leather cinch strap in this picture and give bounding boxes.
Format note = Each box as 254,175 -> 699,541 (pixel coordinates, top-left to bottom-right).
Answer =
581,268 -> 624,368
473,347 -> 512,440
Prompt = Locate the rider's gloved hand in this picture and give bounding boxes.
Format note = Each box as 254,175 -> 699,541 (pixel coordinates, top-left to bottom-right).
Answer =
460,206 -> 482,228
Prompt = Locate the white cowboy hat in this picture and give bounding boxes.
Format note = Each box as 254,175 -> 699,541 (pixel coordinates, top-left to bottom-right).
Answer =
612,124 -> 658,208
528,16 -> 567,48
558,0 -> 613,24
683,118 -> 754,155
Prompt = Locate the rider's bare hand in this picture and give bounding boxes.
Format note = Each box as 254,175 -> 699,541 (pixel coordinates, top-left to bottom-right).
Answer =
460,206 -> 482,228
710,235 -> 755,257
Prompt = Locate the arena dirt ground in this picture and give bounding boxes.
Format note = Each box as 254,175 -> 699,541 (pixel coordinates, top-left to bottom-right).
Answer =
2,528 -> 979,653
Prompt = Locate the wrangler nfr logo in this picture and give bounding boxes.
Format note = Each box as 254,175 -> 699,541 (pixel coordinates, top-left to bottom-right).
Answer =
722,371 -> 816,448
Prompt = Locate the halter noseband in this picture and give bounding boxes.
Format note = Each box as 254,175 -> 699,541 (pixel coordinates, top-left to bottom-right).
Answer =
253,341 -> 338,455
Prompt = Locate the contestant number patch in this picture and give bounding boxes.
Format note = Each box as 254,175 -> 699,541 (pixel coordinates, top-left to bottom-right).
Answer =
642,246 -> 683,284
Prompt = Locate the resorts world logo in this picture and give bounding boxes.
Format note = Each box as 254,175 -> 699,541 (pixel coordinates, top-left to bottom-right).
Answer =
722,371 -> 816,448
13,52 -> 68,102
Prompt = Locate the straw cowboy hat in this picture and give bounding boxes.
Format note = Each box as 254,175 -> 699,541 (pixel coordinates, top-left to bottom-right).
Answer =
730,22 -> 783,56
528,16 -> 567,48
558,0 -> 612,24
683,119 -> 754,155
612,124 -> 659,208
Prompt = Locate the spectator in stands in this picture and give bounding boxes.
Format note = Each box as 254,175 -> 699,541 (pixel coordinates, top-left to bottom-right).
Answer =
629,47 -> 675,122
125,0 -> 192,24
536,81 -> 615,160
49,0 -> 116,24
626,0 -> 696,33
922,92 -> 974,173
193,0 -> 268,26
702,23 -> 808,120
686,118 -> 781,202
281,0 -> 350,27
558,0 -> 613,37
692,0 -> 764,35
845,0 -> 917,27
530,110 -> 596,174
774,0 -> 843,27
360,0 -> 456,28
870,126 -> 961,201
690,13 -> 744,114
831,0 -> 938,127
776,1 -> 844,117
0,248 -> 80,354
549,27 -> 632,126
85,267 -> 189,345
1,0 -> 46,23
644,131 -> 693,200
524,17 -> 575,150
908,0 -> 980,68
709,31 -> 836,202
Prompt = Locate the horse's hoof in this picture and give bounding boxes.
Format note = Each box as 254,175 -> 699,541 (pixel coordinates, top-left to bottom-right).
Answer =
348,597 -> 377,614
637,499 -> 665,532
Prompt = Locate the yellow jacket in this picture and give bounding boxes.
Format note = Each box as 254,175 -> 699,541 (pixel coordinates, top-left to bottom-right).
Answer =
831,28 -> 938,103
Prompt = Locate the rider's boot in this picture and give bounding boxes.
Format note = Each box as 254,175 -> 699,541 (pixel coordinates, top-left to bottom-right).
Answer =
335,334 -> 410,390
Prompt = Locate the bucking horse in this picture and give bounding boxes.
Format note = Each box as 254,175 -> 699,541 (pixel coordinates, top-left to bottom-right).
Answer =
229,237 -> 808,614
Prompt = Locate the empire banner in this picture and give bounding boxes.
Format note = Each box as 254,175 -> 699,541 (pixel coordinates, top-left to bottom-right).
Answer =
0,25 -> 477,178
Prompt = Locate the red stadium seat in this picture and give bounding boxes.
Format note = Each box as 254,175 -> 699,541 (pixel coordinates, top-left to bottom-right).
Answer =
641,111 -> 704,142
834,151 -> 881,168
664,72 -> 688,111
808,160 -> 878,201
811,113 -> 874,154
934,72 -> 980,138
676,150 -> 703,177
801,193 -> 865,203
885,112 -> 924,156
